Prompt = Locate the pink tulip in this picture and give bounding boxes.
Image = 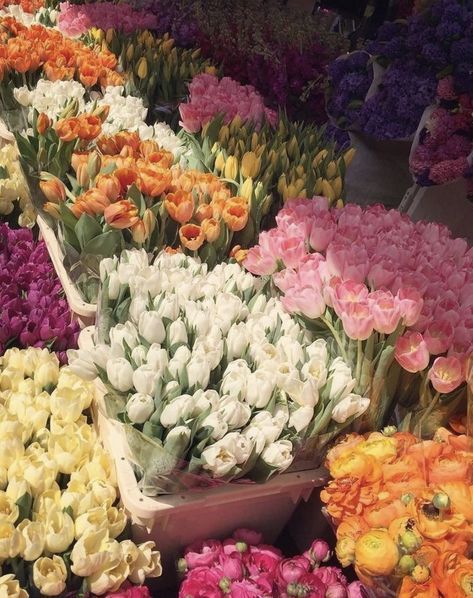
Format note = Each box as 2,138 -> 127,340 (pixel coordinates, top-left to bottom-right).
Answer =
424,320 -> 454,355
332,280 -> 369,318
369,290 -> 401,334
244,247 -> 278,276
397,287 -> 424,326
395,332 -> 430,373
281,287 -> 326,319
428,356 -> 464,394
309,217 -> 336,252
341,302 -> 374,341
278,236 -> 308,269
367,260 -> 396,289
272,269 -> 300,293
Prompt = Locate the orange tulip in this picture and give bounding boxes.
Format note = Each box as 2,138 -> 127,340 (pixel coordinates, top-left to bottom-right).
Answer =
71,151 -> 89,173
201,218 -> 221,243
43,58 -> 74,82
97,135 -> 120,155
194,203 -> 213,223
165,190 -> 194,224
99,69 -> 124,88
114,131 -> 141,153
55,117 -> 81,142
131,220 -> 147,244
229,245 -> 248,263
95,174 -> 121,202
139,140 -> 160,158
222,200 -> 249,232
399,576 -> 440,598
43,202 -> 60,219
99,50 -> 118,70
146,150 -> 174,169
179,223 -> 205,251
39,176 -> 66,203
77,114 -> 102,141
71,188 -> 110,218
114,168 -> 138,193
104,199 -> 139,229
78,60 -> 101,87
76,163 -> 90,188
138,166 -> 172,198
36,112 -> 50,135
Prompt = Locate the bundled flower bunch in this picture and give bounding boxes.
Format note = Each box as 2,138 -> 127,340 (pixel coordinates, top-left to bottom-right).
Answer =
68,250 -> 368,494
0,0 -> 43,13
326,52 -> 374,131
178,528 -> 364,597
245,198 -> 473,433
410,76 -> 473,186
0,224 -> 79,360
0,142 -> 35,226
0,347 -> 162,596
183,111 -> 353,239
179,73 -> 277,134
321,427 -> 473,597
57,0 -> 158,37
0,17 -> 123,112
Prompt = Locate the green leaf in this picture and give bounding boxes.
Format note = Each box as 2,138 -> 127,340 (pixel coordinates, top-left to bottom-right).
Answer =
59,203 -> 79,231
198,243 -> 217,268
15,492 -> 33,524
74,213 -> 103,250
0,165 -> 9,179
82,230 -> 124,257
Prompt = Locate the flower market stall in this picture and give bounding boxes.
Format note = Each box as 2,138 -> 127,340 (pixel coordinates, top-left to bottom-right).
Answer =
0,0 -> 471,596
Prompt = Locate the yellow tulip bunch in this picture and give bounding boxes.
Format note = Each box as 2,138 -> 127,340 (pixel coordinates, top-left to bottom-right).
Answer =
0,348 -> 162,597
0,143 -> 35,228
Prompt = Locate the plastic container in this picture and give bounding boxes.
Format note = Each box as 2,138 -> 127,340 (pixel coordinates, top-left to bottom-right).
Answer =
37,215 -> 96,327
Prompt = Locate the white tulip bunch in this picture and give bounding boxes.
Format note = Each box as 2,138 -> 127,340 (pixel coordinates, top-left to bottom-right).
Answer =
0,347 -> 161,596
70,250 -> 370,493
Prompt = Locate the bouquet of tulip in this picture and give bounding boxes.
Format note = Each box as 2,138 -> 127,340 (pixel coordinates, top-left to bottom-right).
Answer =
0,224 -> 79,360
244,198 -> 472,434
57,0 -> 158,37
68,249 -> 369,494
410,77 -> 473,186
321,427 -> 473,597
0,0 -> 44,14
0,347 -> 162,596
177,528 -> 364,597
0,142 -> 35,226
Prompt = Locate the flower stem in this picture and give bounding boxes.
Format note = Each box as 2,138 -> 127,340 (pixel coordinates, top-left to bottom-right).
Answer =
321,315 -> 349,363
355,339 -> 363,391
416,391 -> 440,439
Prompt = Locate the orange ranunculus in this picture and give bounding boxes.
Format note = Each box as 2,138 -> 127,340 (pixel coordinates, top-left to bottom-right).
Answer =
357,433 -> 398,462
222,200 -> 249,232
414,500 -> 466,540
449,561 -> 473,597
104,200 -> 139,229
39,176 -> 66,203
329,452 -> 382,484
36,112 -> 50,135
399,576 -> 440,598
354,529 -> 399,581
413,541 -> 442,568
388,516 -> 423,548
78,60 -> 102,87
382,456 -> 427,496
202,218 -> 221,243
77,114 -> 102,141
436,426 -> 473,452
179,223 -> 205,251
336,516 -> 369,542
320,477 -> 379,524
429,455 -> 473,485
363,498 -> 409,529
407,440 -> 444,469
55,117 -> 81,142
393,431 -> 419,453
71,188 -> 110,218
437,482 -> 473,523
114,168 -> 138,193
138,167 -> 172,198
325,434 -> 365,468
165,190 -> 194,224
95,174 -> 121,202
432,552 -> 471,597
194,203 -> 213,223
71,151 -> 90,173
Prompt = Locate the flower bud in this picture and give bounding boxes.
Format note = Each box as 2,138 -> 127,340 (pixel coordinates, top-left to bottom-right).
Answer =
137,57 -> 148,80
87,151 -> 102,181
224,156 -> 239,180
432,492 -> 450,510
43,202 -> 61,219
398,555 -> 416,574
201,217 -> 220,243
235,541 -> 247,553
177,558 -> 187,574
240,177 -> 253,201
36,113 -> 50,135
401,493 -> 414,505
343,147 -> 356,167
400,531 -> 421,553
241,151 -> 261,178
412,565 -> 430,584
143,208 -> 156,238
214,151 -> 225,173
76,163 -> 90,189
39,175 -> 66,204
92,103 -> 110,123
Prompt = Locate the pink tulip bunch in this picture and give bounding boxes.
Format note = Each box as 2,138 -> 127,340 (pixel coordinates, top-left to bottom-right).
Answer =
57,1 -> 159,37
178,529 -> 364,597
179,73 -> 277,133
245,198 -> 472,428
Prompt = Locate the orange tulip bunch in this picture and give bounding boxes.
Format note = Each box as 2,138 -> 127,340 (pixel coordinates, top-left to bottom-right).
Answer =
0,16 -> 123,91
321,428 -> 473,597
0,0 -> 43,13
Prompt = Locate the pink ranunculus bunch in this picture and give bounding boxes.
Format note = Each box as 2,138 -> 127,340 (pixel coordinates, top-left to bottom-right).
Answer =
58,1 -> 159,37
245,198 -> 472,428
410,76 -> 473,186
178,529 -> 363,598
179,73 -> 277,133
104,583 -> 151,598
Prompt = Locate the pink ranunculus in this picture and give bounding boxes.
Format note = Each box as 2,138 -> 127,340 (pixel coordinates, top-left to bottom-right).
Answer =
247,545 -> 282,576
423,320 -> 454,355
397,286 -> 424,326
220,555 -> 245,581
105,582 -> 151,598
395,332 -> 430,373
311,566 -> 347,586
244,246 -> 278,276
276,556 -> 310,586
428,356 -> 464,394
347,581 -> 366,597
279,571 -> 326,597
325,582 -> 348,598
184,539 -> 223,570
230,579 -> 265,597
369,290 -> 401,335
223,537 -> 249,556
281,287 -> 326,319
178,567 -> 224,598
340,302 -> 374,341
303,539 -> 331,565
332,280 -> 370,318
232,529 -> 263,546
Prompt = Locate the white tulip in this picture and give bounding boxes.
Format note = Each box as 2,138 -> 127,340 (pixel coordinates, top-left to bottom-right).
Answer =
117,263 -> 139,286
99,257 -> 118,282
275,363 -> 302,399
215,294 -> 246,329
132,366 -> 157,396
108,272 -> 120,301
106,358 -> 134,393
331,394 -> 370,424
91,345 -> 112,371
168,319 -> 188,347
160,395 -> 195,427
109,322 -> 139,352
201,443 -> 237,478
297,377 -> 320,408
129,295 -> 148,324
126,394 -> 155,424
200,412 -> 228,440
249,294 -> 267,314
242,426 -> 266,454
66,350 -> 97,381
192,336 -> 224,370
218,396 -> 252,430
220,370 -> 248,400
146,345 -> 168,372
250,411 -> 283,445
244,370 -> 275,408
250,342 -> 279,368
261,440 -> 294,472
328,358 -> 356,400
289,405 -> 314,432
154,294 -> 180,321
277,336 -> 305,367
301,357 -> 328,389
131,267 -> 162,297
218,432 -> 253,464
131,346 -> 148,368
187,355 -> 211,389
168,346 -> 192,378
120,249 -> 149,271
226,323 -> 249,361
138,312 -> 165,345
306,339 -> 328,363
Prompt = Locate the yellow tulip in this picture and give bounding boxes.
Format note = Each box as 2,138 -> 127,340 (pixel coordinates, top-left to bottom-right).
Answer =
214,151 -> 225,173
17,520 -> 45,561
312,149 -> 328,168
205,66 -> 218,75
105,28 -> 114,44
136,57 -> 148,80
314,177 -> 323,194
33,556 -> 67,596
128,541 -> 162,584
162,39 -> 174,54
326,160 -> 337,178
277,174 -> 287,196
0,574 -> 28,598
126,44 -> 134,63
321,179 -> 335,201
218,126 -> 230,145
240,177 -> 254,201
332,176 -> 343,197
343,147 -> 356,166
0,521 -> 24,561
241,151 -> 261,179
224,156 -> 239,180
229,115 -> 242,135
296,164 -> 305,177
294,178 -> 306,194
336,199 -> 344,209
287,135 -> 298,159
251,132 -> 259,152
33,358 -> 59,389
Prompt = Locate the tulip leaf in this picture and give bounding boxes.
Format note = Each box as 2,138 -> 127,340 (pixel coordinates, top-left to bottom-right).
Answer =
114,296 -> 131,324
127,183 -> 145,213
15,492 -> 32,523
58,203 -> 78,231
82,230 -> 124,257
101,161 -> 117,175
74,213 -> 103,250
198,243 -> 217,268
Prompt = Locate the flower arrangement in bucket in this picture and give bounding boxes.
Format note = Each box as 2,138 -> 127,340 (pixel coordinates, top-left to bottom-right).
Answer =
244,198 -> 472,434
68,249 -> 371,495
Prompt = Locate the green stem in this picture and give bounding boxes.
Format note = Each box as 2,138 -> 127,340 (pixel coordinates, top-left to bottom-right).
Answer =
320,315 -> 349,363
415,391 -> 440,439
355,339 -> 363,392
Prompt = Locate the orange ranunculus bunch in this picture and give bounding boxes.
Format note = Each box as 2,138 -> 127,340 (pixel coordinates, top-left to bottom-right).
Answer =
0,17 -> 123,86
321,429 -> 473,597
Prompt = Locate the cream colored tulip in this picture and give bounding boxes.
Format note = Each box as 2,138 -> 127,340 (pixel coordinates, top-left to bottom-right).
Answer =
18,519 -> 45,561
0,522 -> 25,562
0,467 -> 6,491
33,555 -> 67,596
0,573 -> 28,597
34,361 -> 59,392
0,435 -> 24,469
129,541 -> 163,584
120,539 -> 140,567
80,447 -> 115,485
106,507 -> 127,539
50,387 -> 84,423
44,508 -> 74,554
6,479 -> 30,503
57,370 -> 93,410
87,559 -> 130,595
32,487 -> 61,520
74,507 -> 108,540
59,480 -> 87,518
71,529 -> 121,577
33,428 -> 50,451
48,433 -> 89,475
0,492 -> 19,525
21,455 -> 58,497
87,480 -> 117,509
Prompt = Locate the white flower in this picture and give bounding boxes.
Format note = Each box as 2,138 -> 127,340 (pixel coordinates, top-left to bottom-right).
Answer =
327,358 -> 356,400
126,394 -> 155,424
242,427 -> 266,454
129,294 -> 149,324
155,294 -> 180,321
275,362 -> 302,398
244,370 -> 275,408
215,294 -> 247,332
168,346 -> 192,377
91,345 -> 112,371
99,257 -> 118,282
249,294 -> 267,314
146,345 -> 168,372
138,312 -> 165,345
200,412 -> 228,440
276,336 -> 305,367
192,335 -> 224,370
301,357 -> 328,389
186,355 -> 211,389
219,432 -> 253,464
184,302 -> 211,337
261,440 -> 294,472
108,272 -> 120,301
132,365 -> 157,396
67,350 -> 97,381
249,411 -> 283,445
220,368 -> 250,400
168,319 -> 188,347
226,323 -> 249,361
201,441 -> 237,478
289,405 -> 314,432
306,339 -> 328,363
131,345 -> 148,368
218,395 -> 252,430
106,358 -> 134,393
331,394 -> 370,424
130,267 -> 163,298
250,342 -> 279,368
109,322 -> 140,353
160,395 -> 195,428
